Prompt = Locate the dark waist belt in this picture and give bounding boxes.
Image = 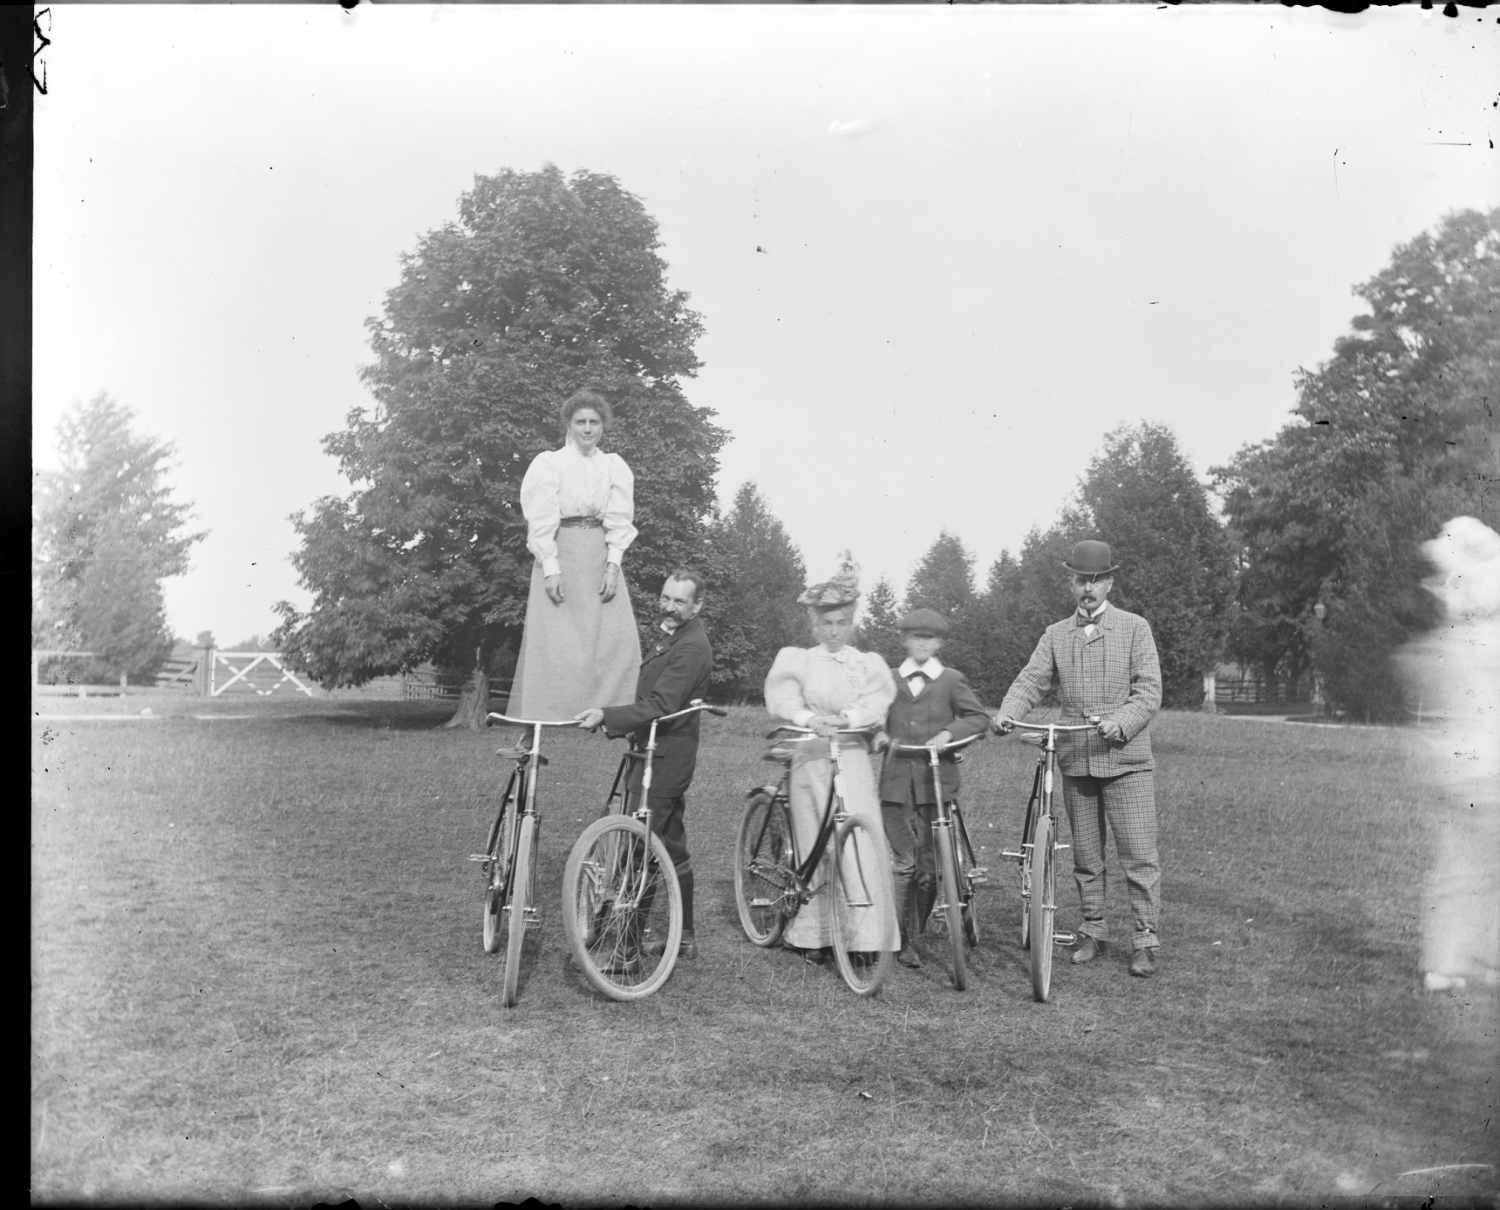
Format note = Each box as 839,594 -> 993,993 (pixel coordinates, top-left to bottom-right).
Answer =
558,516 -> 604,529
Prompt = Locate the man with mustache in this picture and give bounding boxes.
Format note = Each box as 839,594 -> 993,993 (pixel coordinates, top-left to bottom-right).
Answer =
575,569 -> 714,959
995,540 -> 1164,977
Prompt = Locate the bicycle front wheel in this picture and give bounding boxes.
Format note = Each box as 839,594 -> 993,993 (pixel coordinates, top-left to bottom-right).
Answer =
501,814 -> 537,1007
934,824 -> 968,991
562,815 -> 682,1002
829,819 -> 895,997
733,790 -> 795,947
480,772 -> 522,954
953,805 -> 982,949
1027,813 -> 1055,1003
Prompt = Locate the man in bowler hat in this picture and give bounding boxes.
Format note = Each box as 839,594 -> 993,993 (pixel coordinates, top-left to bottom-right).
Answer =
996,540 -> 1164,977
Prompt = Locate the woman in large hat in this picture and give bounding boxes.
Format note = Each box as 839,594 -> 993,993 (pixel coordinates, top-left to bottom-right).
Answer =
763,553 -> 900,959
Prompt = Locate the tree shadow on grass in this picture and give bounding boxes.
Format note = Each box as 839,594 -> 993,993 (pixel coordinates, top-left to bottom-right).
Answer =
301,701 -> 472,731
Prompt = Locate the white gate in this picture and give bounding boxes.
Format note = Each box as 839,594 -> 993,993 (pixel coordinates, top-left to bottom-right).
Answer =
210,651 -> 313,697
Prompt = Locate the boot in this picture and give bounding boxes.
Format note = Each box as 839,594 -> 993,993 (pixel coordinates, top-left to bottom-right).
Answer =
895,880 -> 922,969
915,877 -> 939,938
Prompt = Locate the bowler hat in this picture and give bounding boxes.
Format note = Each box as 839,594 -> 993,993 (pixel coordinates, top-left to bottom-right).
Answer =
898,607 -> 949,636
1062,540 -> 1119,577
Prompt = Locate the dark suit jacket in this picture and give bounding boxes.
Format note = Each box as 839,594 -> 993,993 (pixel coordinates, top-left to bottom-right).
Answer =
878,666 -> 991,805
600,615 -> 713,799
998,605 -> 1161,777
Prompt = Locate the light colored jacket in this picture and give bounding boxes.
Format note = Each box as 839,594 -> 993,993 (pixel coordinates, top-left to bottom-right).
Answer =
998,605 -> 1162,777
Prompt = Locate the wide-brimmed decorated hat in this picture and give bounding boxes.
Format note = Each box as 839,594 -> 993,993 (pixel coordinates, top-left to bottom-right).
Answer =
898,607 -> 949,636
1062,540 -> 1119,577
798,551 -> 861,610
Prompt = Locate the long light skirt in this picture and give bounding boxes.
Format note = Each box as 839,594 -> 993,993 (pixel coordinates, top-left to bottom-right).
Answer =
783,740 -> 900,952
507,526 -> 642,720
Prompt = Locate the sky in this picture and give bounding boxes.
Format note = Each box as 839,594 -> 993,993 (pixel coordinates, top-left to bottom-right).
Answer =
31,4 -> 1499,646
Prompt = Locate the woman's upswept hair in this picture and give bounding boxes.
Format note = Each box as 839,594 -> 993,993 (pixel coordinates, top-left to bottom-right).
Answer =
559,388 -> 614,434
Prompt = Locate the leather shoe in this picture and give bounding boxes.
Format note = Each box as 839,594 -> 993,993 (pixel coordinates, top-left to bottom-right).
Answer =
897,944 -> 923,969
1070,936 -> 1103,965
1129,947 -> 1158,978
641,930 -> 696,960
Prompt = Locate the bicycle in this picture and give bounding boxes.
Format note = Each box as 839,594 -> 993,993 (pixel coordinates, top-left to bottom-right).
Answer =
733,725 -> 897,997
997,715 -> 1100,1002
471,712 -> 579,1008
883,733 -> 987,990
561,699 -> 726,1001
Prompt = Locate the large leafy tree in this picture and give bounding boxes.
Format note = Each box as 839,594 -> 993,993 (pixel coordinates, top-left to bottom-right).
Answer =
1215,207 -> 1499,720
275,166 -> 726,726
1079,422 -> 1237,707
32,393 -> 204,681
702,482 -> 806,701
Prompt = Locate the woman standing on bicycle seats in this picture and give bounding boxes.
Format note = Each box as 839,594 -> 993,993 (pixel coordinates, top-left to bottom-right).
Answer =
763,553 -> 900,962
507,389 -> 643,721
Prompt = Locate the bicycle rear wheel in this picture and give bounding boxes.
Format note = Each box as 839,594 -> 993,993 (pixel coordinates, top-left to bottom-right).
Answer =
733,790 -> 795,947
953,804 -> 981,949
481,772 -> 521,954
829,819 -> 895,997
501,813 -> 537,1007
562,815 -> 682,1001
934,824 -> 968,991
1028,813 -> 1055,1003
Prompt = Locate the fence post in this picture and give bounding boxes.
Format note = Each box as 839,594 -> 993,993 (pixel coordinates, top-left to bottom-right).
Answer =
120,670 -> 128,697
1201,670 -> 1217,713
196,645 -> 215,697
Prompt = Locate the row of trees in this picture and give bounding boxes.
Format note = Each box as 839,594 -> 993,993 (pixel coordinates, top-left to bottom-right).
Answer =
34,163 -> 1491,728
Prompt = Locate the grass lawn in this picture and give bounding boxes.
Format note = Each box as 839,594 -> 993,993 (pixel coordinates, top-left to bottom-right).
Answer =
31,694 -> 1499,1206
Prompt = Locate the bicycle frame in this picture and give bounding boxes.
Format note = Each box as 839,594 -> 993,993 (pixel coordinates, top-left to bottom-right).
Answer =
887,733 -> 985,988
474,711 -> 577,1007
738,724 -> 893,995
562,699 -> 724,1001
1000,716 -> 1099,1002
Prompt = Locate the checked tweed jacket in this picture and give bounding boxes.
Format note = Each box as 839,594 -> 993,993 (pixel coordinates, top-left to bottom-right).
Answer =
998,605 -> 1162,778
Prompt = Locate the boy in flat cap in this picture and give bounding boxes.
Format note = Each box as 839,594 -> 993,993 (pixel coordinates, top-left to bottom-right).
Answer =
877,607 -> 992,968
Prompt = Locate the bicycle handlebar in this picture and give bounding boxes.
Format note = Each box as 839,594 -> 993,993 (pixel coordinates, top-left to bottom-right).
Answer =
1001,716 -> 1101,734
655,698 -> 728,724
766,723 -> 877,739
887,733 -> 984,756
486,713 -> 581,728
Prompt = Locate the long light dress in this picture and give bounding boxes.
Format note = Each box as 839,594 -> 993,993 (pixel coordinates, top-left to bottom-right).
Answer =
764,644 -> 900,951
507,438 -> 642,719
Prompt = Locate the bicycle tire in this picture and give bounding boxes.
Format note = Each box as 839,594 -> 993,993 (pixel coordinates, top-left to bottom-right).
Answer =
733,790 -> 795,947
934,824 -> 968,991
1018,766 -> 1043,950
953,805 -> 981,949
500,813 -> 536,1007
562,815 -> 682,1002
481,774 -> 521,954
829,818 -> 894,997
1028,813 -> 1055,1003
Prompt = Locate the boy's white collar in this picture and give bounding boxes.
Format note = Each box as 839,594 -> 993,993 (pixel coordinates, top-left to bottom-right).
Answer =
898,657 -> 944,679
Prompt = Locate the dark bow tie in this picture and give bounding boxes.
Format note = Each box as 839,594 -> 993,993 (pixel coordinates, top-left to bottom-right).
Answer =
1076,612 -> 1097,627
908,670 -> 929,682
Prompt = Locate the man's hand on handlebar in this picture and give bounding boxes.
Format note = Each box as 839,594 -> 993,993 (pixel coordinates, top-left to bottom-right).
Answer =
573,707 -> 605,731
992,713 -> 1015,735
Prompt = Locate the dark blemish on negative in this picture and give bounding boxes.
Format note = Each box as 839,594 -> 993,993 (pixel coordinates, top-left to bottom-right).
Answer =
1314,420 -> 1332,427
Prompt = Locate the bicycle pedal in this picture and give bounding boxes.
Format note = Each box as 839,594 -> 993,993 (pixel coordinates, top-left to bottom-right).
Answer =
1000,848 -> 1024,859
1056,843 -> 1070,853
1053,931 -> 1076,945
966,867 -> 989,884
524,909 -> 541,925
467,853 -> 492,863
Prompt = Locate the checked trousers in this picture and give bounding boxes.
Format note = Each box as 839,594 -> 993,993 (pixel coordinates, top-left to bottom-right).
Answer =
1061,770 -> 1160,951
